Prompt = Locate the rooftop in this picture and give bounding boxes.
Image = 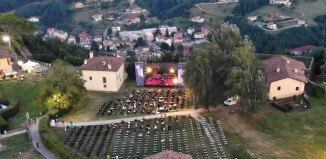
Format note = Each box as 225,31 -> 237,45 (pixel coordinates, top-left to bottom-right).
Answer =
80,56 -> 125,72
0,49 -> 12,59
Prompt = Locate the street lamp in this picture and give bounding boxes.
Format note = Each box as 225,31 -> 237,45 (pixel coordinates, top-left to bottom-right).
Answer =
2,35 -> 16,60
173,78 -> 178,88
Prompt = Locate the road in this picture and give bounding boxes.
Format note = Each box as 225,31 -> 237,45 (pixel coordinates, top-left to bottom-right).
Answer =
103,2 -> 134,40
53,106 -> 225,127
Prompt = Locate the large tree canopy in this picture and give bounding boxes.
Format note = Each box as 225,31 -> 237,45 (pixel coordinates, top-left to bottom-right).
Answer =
38,61 -> 86,115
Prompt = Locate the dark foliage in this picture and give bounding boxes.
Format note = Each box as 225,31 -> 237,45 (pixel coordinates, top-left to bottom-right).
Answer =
232,0 -> 269,15
23,35 -> 89,66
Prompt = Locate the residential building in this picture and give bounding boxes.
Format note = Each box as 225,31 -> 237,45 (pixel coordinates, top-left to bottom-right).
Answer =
93,14 -> 102,21
129,5 -> 142,14
73,2 -> 84,8
144,32 -> 154,41
94,35 -> 103,43
47,28 -> 55,36
194,32 -> 205,39
191,16 -> 205,23
145,150 -> 192,159
53,30 -> 68,40
79,31 -> 91,47
248,16 -> 257,21
267,22 -> 277,30
187,27 -> 195,35
34,30 -> 43,35
297,19 -> 305,25
156,36 -> 172,46
27,17 -> 40,22
290,45 -> 314,55
135,46 -> 151,54
81,52 -> 127,92
174,32 -> 183,44
264,56 -> 307,100
0,49 -> 13,74
107,15 -> 115,20
270,0 -> 291,6
68,35 -> 76,44
112,25 -> 121,32
201,25 -> 210,35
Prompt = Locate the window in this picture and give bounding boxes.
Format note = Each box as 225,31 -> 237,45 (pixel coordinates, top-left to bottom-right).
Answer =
277,86 -> 281,90
296,87 -> 299,91
89,76 -> 92,80
104,85 -> 107,88
103,77 -> 106,83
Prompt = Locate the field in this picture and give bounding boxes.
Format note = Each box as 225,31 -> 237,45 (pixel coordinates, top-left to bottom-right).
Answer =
62,80 -> 193,123
295,0 -> 326,25
0,74 -> 47,130
54,115 -> 229,159
0,133 -> 44,159
252,5 -> 303,22
204,95 -> 326,159
196,3 -> 237,17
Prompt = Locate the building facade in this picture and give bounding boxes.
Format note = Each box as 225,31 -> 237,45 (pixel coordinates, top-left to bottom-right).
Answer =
0,49 -> 13,74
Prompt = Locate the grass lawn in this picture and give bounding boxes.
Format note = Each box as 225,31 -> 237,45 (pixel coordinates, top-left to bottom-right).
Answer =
0,74 -> 47,130
252,5 -> 303,22
295,0 -> 326,25
197,3 -> 237,17
0,133 -> 44,159
204,96 -> 326,159
62,80 -> 192,122
189,7 -> 224,22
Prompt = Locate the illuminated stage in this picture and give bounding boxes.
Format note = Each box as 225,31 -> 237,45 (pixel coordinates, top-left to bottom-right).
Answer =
135,62 -> 185,87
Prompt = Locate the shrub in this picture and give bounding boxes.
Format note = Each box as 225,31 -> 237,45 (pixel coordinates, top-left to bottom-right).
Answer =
49,108 -> 61,119
293,95 -> 300,103
0,100 -> 19,120
312,84 -> 326,98
39,117 -> 86,159
0,116 -> 8,133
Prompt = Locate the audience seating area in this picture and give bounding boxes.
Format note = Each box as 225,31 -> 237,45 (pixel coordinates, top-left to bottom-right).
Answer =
96,89 -> 186,116
61,116 -> 229,159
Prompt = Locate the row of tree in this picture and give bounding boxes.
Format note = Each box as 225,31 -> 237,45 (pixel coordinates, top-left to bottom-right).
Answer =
23,35 -> 89,66
184,23 -> 268,113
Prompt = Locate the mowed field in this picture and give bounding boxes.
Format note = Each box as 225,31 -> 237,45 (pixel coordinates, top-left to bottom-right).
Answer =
189,3 -> 237,22
204,95 -> 326,159
252,5 -> 303,22
295,0 -> 326,24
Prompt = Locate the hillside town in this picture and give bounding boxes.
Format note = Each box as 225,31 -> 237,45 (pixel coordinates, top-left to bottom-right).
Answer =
1,0 -> 326,159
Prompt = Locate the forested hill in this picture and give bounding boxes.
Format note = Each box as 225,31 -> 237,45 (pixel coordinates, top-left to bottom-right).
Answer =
136,0 -> 211,20
0,0 -> 47,13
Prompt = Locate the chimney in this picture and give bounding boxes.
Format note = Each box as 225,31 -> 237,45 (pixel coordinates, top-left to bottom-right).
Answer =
287,59 -> 290,64
295,68 -> 298,73
102,61 -> 106,65
84,59 -> 87,64
89,51 -> 94,59
108,64 -> 112,69
277,67 -> 280,73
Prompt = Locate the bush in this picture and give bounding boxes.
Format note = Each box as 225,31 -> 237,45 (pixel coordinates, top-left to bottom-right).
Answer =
0,116 -> 8,133
311,84 -> 326,98
39,117 -> 86,159
0,100 -> 19,120
293,95 -> 300,103
48,108 -> 61,119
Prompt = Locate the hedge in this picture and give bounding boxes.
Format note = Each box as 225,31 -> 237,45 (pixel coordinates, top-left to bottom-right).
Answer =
39,117 -> 87,159
0,116 -> 8,133
0,100 -> 19,120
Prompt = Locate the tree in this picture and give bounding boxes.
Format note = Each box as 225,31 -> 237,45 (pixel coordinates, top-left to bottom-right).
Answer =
0,14 -> 35,36
184,44 -> 233,110
207,22 -> 244,54
170,44 -> 175,52
37,60 -> 86,115
225,44 -> 268,113
91,41 -> 99,52
134,37 -> 147,48
139,14 -> 146,21
161,51 -> 174,62
160,42 -> 170,51
165,29 -> 169,37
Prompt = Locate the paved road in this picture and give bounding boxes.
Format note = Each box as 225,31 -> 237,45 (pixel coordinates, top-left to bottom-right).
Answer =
54,106 -> 225,127
0,129 -> 27,139
28,116 -> 59,159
